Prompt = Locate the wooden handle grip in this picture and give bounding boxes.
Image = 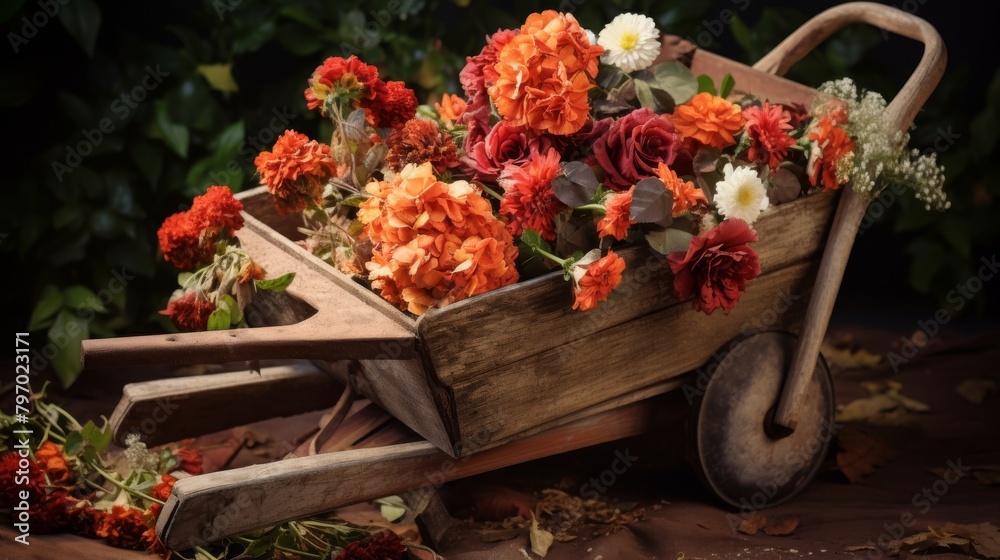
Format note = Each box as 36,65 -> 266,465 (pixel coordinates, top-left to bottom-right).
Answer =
753,1 -> 947,132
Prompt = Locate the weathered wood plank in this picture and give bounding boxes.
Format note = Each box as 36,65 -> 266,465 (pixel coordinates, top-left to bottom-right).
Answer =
419,190 -> 837,387
110,363 -> 342,447
691,49 -> 817,106
157,397 -> 660,549
449,259 -> 820,455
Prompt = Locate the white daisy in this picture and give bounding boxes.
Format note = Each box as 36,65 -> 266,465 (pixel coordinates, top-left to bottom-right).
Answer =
597,13 -> 661,73
714,163 -> 770,224
584,29 -> 597,47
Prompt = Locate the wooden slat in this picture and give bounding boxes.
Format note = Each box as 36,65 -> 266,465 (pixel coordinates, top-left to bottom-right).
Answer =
109,363 -> 343,447
156,398 -> 661,549
419,190 -> 837,387
691,50 -> 817,106
449,259 -> 819,454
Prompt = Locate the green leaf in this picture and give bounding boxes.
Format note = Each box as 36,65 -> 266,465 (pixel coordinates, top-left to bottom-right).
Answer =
63,432 -> 84,456
520,229 -> 543,250
81,420 -> 112,452
154,100 -> 189,159
207,307 -> 231,331
719,73 -> 736,98
57,0 -> 102,56
634,78 -> 657,110
197,63 -> 239,94
650,62 -> 699,105
63,285 -> 107,313
28,285 -> 64,331
697,74 -> 716,95
255,272 -> 295,292
48,310 -> 88,388
128,138 -> 164,187
645,228 -> 694,255
221,294 -> 243,324
376,496 -> 407,522
178,272 -> 193,286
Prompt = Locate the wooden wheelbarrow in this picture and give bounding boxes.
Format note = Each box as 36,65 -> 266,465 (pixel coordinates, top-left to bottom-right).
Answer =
82,2 -> 945,551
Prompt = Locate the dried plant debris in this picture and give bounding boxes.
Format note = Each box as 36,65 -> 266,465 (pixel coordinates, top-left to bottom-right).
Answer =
836,381 -> 928,426
821,339 -> 883,370
734,513 -> 799,536
835,424 -> 896,484
889,522 -> 1000,558
955,378 -> 999,405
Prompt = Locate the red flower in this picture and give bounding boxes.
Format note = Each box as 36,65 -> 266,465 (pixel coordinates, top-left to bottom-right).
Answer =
0,451 -> 45,506
367,81 -> 418,129
594,108 -> 690,191
596,187 -> 635,241
142,526 -> 171,559
174,447 -> 203,475
571,250 -> 626,311
34,490 -> 75,533
151,474 -> 177,502
69,501 -> 107,539
97,505 -> 149,550
742,102 -> 796,171
159,291 -> 216,331
35,441 -> 74,486
336,531 -> 407,560
304,56 -> 387,116
254,130 -> 344,215
385,119 -> 459,174
498,147 -> 566,241
667,219 -> 761,314
157,186 -> 244,270
807,116 -> 856,191
465,121 -> 555,182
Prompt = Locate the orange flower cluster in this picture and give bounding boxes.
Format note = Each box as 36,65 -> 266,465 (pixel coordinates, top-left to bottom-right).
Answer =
385,119 -> 460,174
367,81 -> 418,129
807,116 -> 856,191
571,250 -> 626,311
673,92 -> 746,149
255,130 -> 345,215
656,163 -> 708,216
488,11 -> 604,135
435,93 -> 468,127
498,147 -> 566,241
360,163 -> 519,315
597,187 -> 635,241
304,56 -> 386,116
157,186 -> 244,270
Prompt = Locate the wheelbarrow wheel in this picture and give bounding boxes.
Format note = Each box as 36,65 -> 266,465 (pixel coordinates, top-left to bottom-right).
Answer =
688,331 -> 835,509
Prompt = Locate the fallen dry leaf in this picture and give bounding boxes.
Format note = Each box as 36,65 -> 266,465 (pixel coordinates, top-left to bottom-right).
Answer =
821,343 -> 882,370
843,544 -> 877,552
736,513 -> 767,535
955,378 -> 999,405
974,469 -> 1000,486
947,522 -> 1000,558
836,394 -> 899,423
763,516 -> 800,536
481,528 -> 520,543
835,424 -> 896,483
530,515 -> 554,557
892,522 -> 1000,558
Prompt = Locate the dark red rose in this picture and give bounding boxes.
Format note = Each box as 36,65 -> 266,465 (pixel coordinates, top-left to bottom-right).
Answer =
551,117 -> 614,164
594,108 -> 690,190
465,122 -> 555,181
667,219 -> 761,314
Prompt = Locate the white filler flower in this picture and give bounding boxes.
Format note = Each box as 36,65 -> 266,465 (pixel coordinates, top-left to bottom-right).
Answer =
598,13 -> 661,73
714,163 -> 770,224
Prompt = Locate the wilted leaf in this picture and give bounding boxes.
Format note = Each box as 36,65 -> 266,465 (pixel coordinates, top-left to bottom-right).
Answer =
835,424 -> 895,483
836,394 -> 899,423
768,168 -> 803,205
892,522 -> 1000,558
693,148 -> 721,174
736,513 -> 766,535
552,162 -> 599,207
763,516 -> 800,536
481,528 -> 520,543
630,178 -> 673,227
530,515 -> 554,557
342,109 -> 369,143
955,378 -> 998,405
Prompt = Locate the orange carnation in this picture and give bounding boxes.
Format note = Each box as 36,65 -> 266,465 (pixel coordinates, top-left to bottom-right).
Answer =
807,116 -> 856,191
255,130 -> 344,215
498,147 -> 566,241
35,441 -> 74,486
157,186 -> 244,270
571,250 -> 626,311
672,92 -> 746,149
596,187 -> 635,241
435,93 -> 468,127
96,505 -> 149,550
656,163 -> 708,216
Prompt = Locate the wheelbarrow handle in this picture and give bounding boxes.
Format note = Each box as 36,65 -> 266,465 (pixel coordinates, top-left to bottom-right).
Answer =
755,3 -> 947,430
753,1 -> 947,133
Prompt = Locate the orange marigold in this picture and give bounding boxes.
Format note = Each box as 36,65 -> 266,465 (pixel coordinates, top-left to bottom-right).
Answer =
35,441 -> 74,486
435,93 -> 468,127
363,163 -> 519,315
255,130 -> 344,215
672,92 -> 746,149
498,147 -> 566,241
367,81 -> 418,129
807,116 -> 856,191
656,163 -> 708,216
157,186 -> 244,270
97,505 -> 149,550
488,11 -> 604,135
304,56 -> 387,116
571,250 -> 626,311
385,119 -> 460,174
596,187 -> 635,241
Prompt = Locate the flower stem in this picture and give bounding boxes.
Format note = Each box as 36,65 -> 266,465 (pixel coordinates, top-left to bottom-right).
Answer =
479,184 -> 504,201
575,203 -> 606,214
90,465 -> 165,506
530,245 -> 566,266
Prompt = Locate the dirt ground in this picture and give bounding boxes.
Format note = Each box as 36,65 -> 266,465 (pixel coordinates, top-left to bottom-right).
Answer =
2,327 -> 998,559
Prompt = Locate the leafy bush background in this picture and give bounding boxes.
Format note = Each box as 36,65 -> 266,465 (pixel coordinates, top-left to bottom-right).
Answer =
1,0 -> 997,386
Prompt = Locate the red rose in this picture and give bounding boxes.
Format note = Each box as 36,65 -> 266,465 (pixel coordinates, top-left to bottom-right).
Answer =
593,108 -> 690,191
667,219 -> 761,314
465,122 -> 555,181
